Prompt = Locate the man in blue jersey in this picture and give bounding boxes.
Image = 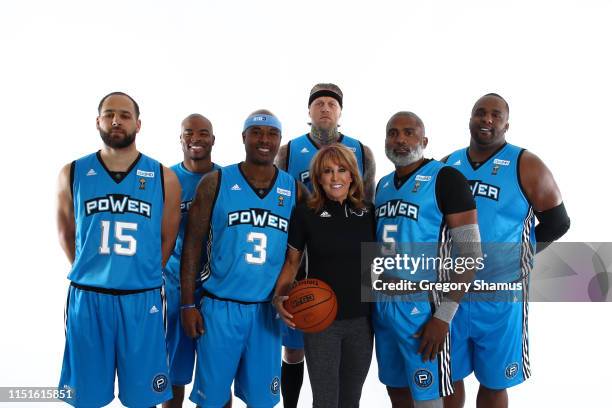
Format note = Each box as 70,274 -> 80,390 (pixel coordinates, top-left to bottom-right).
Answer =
56,91 -> 181,407
275,83 -> 376,408
163,114 -> 220,408
443,94 -> 570,408
374,112 -> 480,408
181,110 -> 307,408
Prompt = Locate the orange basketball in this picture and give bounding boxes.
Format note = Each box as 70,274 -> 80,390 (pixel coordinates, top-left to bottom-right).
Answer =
283,278 -> 337,333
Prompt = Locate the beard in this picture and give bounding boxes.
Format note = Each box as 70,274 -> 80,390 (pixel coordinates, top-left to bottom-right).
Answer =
99,128 -> 136,149
385,143 -> 424,167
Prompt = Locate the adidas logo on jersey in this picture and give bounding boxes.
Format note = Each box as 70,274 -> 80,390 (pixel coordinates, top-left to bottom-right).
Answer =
410,306 -> 420,315
319,211 -> 332,218
231,184 -> 242,191
300,147 -> 310,154
86,169 -> 97,176
382,181 -> 390,189
453,160 -> 461,166
149,305 -> 159,314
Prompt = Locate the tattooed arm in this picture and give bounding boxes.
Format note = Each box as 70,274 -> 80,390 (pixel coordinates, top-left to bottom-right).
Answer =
180,170 -> 219,338
275,143 -> 289,171
362,144 -> 377,203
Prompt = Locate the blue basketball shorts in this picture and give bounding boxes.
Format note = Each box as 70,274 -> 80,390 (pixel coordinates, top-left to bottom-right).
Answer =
372,299 -> 453,401
190,297 -> 282,408
59,284 -> 172,407
164,274 -> 200,386
450,294 -> 530,389
282,323 -> 304,349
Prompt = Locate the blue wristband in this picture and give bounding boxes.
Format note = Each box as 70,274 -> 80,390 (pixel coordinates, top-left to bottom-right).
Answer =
180,304 -> 196,310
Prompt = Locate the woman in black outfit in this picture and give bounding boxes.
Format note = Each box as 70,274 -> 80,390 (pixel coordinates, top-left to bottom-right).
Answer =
273,143 -> 375,408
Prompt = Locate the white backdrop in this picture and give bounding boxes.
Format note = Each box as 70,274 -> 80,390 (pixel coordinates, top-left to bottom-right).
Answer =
1,0 -> 611,406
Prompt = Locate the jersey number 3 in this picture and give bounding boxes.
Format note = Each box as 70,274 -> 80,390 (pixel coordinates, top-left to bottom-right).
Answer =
99,220 -> 138,256
245,232 -> 267,265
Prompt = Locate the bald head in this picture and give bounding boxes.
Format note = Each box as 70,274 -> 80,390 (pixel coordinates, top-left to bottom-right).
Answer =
182,113 -> 212,132
386,111 -> 425,134
474,93 -> 509,117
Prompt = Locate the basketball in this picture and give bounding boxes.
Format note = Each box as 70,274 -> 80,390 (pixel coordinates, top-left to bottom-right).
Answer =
283,278 -> 337,333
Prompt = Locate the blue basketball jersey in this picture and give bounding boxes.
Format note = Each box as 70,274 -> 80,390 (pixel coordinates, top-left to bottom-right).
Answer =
446,144 -> 535,281
164,162 -> 220,283
375,160 -> 448,282
287,133 -> 364,191
202,164 -> 297,302
69,152 -> 165,290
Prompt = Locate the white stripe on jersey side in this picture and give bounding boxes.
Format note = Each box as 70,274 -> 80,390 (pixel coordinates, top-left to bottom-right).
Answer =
437,223 -> 452,283
159,286 -> 171,369
160,284 -> 168,334
63,287 -> 70,336
434,224 -> 454,397
438,331 -> 454,397
520,207 -> 535,379
200,228 -> 214,282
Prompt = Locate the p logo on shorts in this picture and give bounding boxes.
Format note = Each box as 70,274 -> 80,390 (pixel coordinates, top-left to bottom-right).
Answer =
414,369 -> 433,389
152,374 -> 168,392
505,362 -> 519,379
270,376 -> 280,395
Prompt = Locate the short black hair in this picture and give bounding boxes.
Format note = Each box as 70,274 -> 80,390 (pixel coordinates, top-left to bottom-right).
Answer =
98,91 -> 140,118
482,93 -> 509,116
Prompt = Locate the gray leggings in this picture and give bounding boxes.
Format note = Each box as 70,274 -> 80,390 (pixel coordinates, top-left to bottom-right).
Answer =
304,316 -> 373,408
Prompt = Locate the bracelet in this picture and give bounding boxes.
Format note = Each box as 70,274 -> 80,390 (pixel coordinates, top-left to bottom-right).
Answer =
180,304 -> 197,310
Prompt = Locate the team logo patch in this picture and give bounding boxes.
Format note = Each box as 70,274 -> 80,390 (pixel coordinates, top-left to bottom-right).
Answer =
139,177 -> 146,190
492,164 -> 500,175
277,187 -> 292,197
137,169 -> 155,178
152,374 -> 168,392
412,181 -> 421,193
505,362 -> 519,379
414,369 -> 433,389
278,195 -> 285,207
270,376 -> 280,395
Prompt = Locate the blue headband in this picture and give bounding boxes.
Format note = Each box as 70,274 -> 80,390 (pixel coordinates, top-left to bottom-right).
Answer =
243,114 -> 282,133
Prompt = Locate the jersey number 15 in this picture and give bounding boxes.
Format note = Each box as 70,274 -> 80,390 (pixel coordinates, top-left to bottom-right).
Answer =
99,220 -> 138,256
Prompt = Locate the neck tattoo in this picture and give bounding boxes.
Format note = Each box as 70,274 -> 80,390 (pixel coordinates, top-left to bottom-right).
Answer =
311,126 -> 340,145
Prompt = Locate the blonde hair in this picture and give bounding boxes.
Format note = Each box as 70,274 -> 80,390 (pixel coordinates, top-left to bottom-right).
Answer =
307,143 -> 365,211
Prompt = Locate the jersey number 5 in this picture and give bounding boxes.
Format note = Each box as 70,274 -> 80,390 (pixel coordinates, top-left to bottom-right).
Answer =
245,232 -> 267,265
99,220 -> 138,256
